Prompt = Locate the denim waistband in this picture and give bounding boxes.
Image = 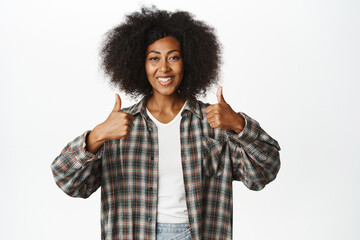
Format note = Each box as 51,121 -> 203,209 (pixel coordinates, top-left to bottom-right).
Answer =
156,222 -> 190,233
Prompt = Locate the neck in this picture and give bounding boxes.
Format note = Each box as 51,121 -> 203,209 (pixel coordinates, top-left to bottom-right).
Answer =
146,92 -> 186,113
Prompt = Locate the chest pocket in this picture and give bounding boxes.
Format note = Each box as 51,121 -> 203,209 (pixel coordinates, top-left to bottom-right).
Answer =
201,137 -> 226,177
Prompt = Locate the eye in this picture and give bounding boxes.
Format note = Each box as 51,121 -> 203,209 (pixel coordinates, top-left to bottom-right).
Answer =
169,55 -> 180,61
149,57 -> 159,61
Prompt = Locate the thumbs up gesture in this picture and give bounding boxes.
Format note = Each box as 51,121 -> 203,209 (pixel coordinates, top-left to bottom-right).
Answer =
86,93 -> 134,154
205,86 -> 245,134
99,93 -> 135,140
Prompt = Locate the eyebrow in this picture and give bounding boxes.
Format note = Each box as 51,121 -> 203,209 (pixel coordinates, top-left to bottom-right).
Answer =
146,50 -> 181,56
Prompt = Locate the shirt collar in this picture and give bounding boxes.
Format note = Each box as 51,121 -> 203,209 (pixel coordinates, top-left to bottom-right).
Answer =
128,96 -> 203,120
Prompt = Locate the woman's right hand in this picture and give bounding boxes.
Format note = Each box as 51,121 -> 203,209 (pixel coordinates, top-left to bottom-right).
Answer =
86,94 -> 134,154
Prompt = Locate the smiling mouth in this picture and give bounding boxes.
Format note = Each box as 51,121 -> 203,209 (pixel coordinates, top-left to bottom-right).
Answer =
156,76 -> 174,83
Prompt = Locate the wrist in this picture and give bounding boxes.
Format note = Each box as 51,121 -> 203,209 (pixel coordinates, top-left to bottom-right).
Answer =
91,124 -> 108,143
85,126 -> 106,154
232,113 -> 245,134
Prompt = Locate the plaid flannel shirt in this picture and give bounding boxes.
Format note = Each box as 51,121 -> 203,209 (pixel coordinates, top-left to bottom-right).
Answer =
51,97 -> 281,240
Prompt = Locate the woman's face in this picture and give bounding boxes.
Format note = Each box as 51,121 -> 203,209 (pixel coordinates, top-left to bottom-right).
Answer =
145,36 -> 184,98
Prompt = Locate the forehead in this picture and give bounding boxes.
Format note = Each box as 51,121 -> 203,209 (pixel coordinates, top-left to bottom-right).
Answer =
146,36 -> 181,53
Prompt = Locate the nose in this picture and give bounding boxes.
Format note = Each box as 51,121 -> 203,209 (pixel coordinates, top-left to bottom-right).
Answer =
159,59 -> 170,72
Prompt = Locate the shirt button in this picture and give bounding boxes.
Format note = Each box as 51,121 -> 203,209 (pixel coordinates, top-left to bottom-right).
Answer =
148,217 -> 152,222
148,127 -> 153,132
149,187 -> 153,192
151,156 -> 154,161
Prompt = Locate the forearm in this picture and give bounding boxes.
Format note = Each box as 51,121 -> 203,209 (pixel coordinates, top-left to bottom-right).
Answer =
227,113 -> 281,190
51,131 -> 103,198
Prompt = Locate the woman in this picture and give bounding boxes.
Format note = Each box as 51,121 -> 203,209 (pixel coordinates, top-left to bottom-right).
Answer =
51,7 -> 281,240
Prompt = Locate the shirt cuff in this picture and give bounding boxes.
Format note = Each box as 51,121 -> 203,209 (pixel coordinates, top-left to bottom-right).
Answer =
226,112 -> 260,147
70,130 -> 104,166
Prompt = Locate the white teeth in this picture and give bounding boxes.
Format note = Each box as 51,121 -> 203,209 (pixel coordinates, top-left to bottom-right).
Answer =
157,77 -> 173,82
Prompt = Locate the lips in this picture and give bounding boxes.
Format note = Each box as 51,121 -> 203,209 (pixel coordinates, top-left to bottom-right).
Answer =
156,76 -> 174,82
156,76 -> 174,85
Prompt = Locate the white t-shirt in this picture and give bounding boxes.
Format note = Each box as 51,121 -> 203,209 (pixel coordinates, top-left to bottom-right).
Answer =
146,101 -> 189,223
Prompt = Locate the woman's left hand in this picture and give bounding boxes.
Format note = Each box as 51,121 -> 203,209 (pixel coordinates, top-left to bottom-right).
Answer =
205,86 -> 245,134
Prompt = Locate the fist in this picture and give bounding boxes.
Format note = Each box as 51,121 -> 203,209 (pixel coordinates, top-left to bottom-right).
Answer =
99,93 -> 134,140
205,86 -> 245,134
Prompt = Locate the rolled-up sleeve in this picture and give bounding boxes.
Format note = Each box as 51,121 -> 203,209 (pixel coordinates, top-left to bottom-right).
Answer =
51,130 -> 104,198
226,112 -> 281,190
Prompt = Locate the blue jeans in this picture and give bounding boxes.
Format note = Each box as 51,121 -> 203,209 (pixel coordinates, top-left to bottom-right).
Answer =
156,222 -> 192,240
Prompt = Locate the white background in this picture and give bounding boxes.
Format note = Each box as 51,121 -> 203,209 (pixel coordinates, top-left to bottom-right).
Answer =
1,0 -> 359,239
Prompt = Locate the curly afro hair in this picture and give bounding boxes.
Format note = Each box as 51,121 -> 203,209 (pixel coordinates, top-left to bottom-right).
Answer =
100,6 -> 222,100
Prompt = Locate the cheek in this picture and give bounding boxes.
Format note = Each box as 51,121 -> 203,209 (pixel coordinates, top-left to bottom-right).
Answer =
175,61 -> 184,74
145,63 -> 154,76
178,64 -> 184,77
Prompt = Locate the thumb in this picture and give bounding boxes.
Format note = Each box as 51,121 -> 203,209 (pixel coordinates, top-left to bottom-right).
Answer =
216,86 -> 226,103
112,93 -> 122,112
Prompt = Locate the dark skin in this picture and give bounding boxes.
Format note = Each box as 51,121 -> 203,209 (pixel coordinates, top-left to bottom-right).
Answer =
86,36 -> 244,154
144,36 -> 186,123
205,86 -> 245,134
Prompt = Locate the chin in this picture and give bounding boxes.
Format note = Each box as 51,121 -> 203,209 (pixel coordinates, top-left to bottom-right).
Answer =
156,88 -> 179,97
